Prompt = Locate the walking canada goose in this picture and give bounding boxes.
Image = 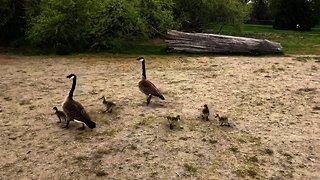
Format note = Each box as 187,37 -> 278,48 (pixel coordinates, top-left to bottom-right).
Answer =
137,57 -> 165,105
53,106 -> 66,123
215,114 -> 230,126
62,74 -> 96,129
100,96 -> 116,113
167,115 -> 181,130
201,104 -> 210,121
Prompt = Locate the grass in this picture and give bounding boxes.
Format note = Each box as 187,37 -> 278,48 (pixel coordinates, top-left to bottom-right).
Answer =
207,24 -> 320,55
2,24 -> 320,55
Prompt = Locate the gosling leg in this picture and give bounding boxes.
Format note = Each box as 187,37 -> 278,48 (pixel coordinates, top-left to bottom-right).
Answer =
147,95 -> 152,105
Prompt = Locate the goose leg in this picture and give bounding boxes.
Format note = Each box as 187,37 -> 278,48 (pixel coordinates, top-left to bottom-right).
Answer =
65,120 -> 70,128
58,117 -> 62,123
79,123 -> 85,130
65,116 -> 71,128
147,95 -> 152,105
107,107 -> 112,113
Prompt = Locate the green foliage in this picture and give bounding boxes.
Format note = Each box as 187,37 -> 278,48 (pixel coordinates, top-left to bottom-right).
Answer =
173,0 -> 249,32
138,0 -> 174,37
27,0 -> 174,51
86,0 -> 146,50
27,0 -> 89,51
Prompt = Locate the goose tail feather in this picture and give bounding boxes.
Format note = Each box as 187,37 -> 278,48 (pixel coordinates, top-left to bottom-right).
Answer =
159,95 -> 165,100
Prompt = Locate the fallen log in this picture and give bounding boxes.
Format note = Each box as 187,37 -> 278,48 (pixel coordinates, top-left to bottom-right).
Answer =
165,30 -> 282,54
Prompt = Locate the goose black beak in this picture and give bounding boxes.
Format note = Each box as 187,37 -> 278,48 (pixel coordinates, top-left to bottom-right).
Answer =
136,57 -> 144,61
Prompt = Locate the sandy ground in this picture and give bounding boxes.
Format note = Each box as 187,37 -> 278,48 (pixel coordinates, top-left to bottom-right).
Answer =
0,54 -> 319,179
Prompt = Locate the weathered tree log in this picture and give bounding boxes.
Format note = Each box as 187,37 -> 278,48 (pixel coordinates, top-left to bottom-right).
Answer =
165,30 -> 282,54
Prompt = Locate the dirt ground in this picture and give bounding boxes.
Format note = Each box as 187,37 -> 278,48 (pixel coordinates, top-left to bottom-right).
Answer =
0,54 -> 319,179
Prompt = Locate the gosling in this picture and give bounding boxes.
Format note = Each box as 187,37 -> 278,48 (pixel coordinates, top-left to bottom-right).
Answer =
53,106 -> 66,123
215,114 -> 230,127
201,104 -> 210,121
167,115 -> 181,130
100,96 -> 116,113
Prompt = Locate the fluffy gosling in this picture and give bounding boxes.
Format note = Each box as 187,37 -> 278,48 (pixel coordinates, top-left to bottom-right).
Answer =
167,115 -> 181,130
215,114 -> 230,127
201,104 -> 210,121
100,96 -> 116,113
53,106 -> 66,123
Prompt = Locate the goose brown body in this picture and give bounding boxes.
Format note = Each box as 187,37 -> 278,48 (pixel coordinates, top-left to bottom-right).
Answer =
63,74 -> 96,129
139,79 -> 165,100
137,57 -> 165,105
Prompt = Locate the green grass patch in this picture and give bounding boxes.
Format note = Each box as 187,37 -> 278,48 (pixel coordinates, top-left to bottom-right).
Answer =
207,24 -> 320,55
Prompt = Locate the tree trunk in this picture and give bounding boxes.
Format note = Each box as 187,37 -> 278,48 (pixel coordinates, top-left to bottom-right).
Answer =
165,30 -> 282,54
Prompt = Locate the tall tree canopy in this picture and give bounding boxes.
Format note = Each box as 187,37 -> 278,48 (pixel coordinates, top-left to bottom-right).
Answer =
271,0 -> 317,31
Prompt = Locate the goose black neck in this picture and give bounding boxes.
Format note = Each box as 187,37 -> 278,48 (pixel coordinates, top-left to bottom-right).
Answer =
69,76 -> 77,100
141,60 -> 147,79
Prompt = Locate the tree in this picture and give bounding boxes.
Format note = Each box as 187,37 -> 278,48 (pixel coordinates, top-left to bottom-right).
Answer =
251,0 -> 271,20
173,0 -> 250,32
0,0 -> 26,45
271,0 -> 315,31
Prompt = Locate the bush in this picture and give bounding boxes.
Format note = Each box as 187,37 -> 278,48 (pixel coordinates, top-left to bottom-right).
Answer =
86,0 -> 147,50
27,0 -> 175,51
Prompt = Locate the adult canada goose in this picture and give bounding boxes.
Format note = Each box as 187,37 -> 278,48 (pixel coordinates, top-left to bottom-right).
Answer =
201,104 -> 210,121
136,57 -> 165,105
215,114 -> 230,127
100,96 -> 116,113
53,106 -> 66,123
62,74 -> 96,129
167,115 -> 181,130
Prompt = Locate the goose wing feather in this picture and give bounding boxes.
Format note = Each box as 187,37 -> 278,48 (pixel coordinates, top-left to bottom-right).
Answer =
63,99 -> 91,122
139,79 -> 163,97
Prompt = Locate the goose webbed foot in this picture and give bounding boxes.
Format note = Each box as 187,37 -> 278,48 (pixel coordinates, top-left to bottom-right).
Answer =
146,95 -> 152,105
64,120 -> 70,129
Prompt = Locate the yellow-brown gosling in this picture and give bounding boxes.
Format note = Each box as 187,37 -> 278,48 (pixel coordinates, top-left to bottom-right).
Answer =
100,95 -> 116,113
201,104 -> 210,121
215,114 -> 230,127
167,115 -> 181,130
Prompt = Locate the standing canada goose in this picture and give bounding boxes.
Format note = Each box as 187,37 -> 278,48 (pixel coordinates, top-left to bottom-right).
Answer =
215,114 -> 230,127
167,115 -> 181,130
100,96 -> 116,113
137,57 -> 165,105
201,104 -> 210,121
53,106 -> 66,123
62,74 -> 96,129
